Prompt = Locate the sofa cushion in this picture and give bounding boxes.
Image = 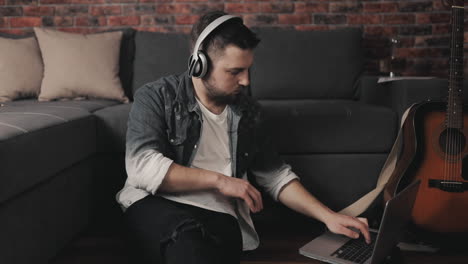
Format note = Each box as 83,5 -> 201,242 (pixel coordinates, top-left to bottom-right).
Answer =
105,28 -> 136,101
251,28 -> 363,99
94,103 -> 131,153
0,36 -> 43,102
132,31 -> 190,95
34,28 -> 129,103
0,105 -> 96,204
0,98 -> 121,113
258,100 -> 397,153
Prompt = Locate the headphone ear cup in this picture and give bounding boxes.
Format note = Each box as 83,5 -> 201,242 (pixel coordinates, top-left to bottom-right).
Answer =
188,54 -> 197,77
195,51 -> 208,78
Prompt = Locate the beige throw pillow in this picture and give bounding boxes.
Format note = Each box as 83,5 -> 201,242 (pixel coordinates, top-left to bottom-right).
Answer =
0,37 -> 43,102
34,28 -> 129,103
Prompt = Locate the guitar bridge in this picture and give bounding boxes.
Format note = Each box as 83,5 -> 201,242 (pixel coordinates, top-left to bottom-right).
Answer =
428,179 -> 468,192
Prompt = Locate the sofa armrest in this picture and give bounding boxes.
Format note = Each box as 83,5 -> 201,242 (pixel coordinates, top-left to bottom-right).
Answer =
356,76 -> 457,122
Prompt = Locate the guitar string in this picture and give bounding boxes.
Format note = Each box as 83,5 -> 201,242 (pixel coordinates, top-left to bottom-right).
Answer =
453,6 -> 462,188
445,6 -> 454,188
452,6 -> 462,187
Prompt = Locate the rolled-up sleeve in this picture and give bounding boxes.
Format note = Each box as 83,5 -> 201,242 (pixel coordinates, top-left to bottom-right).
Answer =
124,85 -> 173,195
251,162 -> 299,201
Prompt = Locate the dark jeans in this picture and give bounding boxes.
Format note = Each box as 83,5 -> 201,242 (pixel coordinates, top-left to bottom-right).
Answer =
123,195 -> 243,264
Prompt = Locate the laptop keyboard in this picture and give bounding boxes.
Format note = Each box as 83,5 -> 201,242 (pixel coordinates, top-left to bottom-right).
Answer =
331,233 -> 377,264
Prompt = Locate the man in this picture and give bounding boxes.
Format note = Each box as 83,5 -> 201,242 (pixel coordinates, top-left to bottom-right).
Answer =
117,11 -> 370,264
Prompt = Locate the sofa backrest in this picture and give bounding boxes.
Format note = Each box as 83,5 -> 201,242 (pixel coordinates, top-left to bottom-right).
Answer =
132,31 -> 190,96
250,27 -> 364,100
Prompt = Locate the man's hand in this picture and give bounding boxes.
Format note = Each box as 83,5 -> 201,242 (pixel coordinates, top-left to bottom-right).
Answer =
215,174 -> 263,213
325,212 -> 371,244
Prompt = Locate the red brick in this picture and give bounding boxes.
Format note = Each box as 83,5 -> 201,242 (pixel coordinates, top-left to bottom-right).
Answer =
433,24 -> 450,34
398,1 -> 433,12
175,15 -> 199,25
70,0 -> 105,4
295,3 -> 328,13
314,14 -> 346,25
174,0 -> 209,2
225,3 -> 260,13
55,6 -> 89,16
348,14 -> 381,24
416,13 -> 450,24
156,4 -> 191,14
364,26 -> 398,37
140,0 -> 170,2
0,7 -> 22,16
157,3 -> 223,15
122,4 -> 158,15
415,35 -> 450,47
54,16 -> 74,27
433,0 -> 450,11
75,16 -> 107,27
363,3 -> 398,13
141,15 -> 175,25
278,14 -> 310,25
399,37 -> 415,48
108,16 -> 140,26
295,25 -> 328,31
245,0 -> 288,2
243,14 -> 278,26
260,3 -> 294,13
105,0 -> 137,2
91,5 -> 121,16
383,14 -> 415,24
395,47 -> 446,58
10,17 -> 42,27
6,0 -> 38,4
0,17 -> 7,27
190,3 -> 225,15
40,0 -> 73,4
0,0 -> 4,5
330,2 -> 362,13
23,6 -> 55,16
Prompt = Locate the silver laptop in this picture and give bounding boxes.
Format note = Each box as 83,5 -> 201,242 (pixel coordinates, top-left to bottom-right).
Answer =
299,179 -> 421,264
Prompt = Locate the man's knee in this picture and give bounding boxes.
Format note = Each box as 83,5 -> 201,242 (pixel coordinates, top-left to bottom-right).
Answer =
162,218 -> 210,246
162,217 -> 241,264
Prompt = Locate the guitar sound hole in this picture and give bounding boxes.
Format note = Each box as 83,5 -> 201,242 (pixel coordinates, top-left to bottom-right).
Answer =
439,128 -> 466,155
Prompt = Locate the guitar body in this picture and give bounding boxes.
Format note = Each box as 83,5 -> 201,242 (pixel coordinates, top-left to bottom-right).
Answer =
384,1 -> 468,234
385,101 -> 468,233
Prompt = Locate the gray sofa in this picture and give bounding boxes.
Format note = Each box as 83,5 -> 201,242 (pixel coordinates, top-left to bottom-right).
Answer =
0,27 -> 450,263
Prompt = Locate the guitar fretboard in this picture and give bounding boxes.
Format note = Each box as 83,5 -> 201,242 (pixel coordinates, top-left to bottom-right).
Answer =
446,5 -> 464,129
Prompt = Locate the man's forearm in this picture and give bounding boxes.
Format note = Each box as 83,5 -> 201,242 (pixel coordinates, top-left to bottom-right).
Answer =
159,162 -> 221,193
278,179 -> 334,224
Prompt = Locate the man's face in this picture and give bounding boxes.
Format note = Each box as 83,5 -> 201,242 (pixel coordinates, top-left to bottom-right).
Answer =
202,44 -> 254,106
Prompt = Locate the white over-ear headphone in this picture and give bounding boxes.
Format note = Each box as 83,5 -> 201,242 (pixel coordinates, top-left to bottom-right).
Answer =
188,15 -> 242,78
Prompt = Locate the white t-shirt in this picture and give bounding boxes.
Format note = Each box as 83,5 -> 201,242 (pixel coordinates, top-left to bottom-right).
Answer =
161,98 -> 259,250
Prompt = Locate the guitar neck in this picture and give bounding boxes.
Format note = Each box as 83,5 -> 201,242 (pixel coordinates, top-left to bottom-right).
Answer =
446,4 -> 465,129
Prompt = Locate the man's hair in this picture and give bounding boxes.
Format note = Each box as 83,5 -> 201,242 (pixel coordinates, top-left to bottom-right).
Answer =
190,11 -> 260,58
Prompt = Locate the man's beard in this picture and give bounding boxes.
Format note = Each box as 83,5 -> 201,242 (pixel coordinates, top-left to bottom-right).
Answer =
202,78 -> 244,106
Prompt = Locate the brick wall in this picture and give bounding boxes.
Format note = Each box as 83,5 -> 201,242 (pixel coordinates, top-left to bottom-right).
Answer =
0,0 -> 466,77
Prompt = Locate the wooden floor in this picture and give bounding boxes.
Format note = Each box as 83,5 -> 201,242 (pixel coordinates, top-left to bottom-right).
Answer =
50,222 -> 468,264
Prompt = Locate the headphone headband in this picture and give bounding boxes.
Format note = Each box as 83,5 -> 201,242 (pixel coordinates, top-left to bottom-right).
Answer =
191,15 -> 240,57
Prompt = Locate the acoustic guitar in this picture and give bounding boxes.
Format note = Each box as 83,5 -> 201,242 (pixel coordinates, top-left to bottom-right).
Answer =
383,0 -> 468,233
